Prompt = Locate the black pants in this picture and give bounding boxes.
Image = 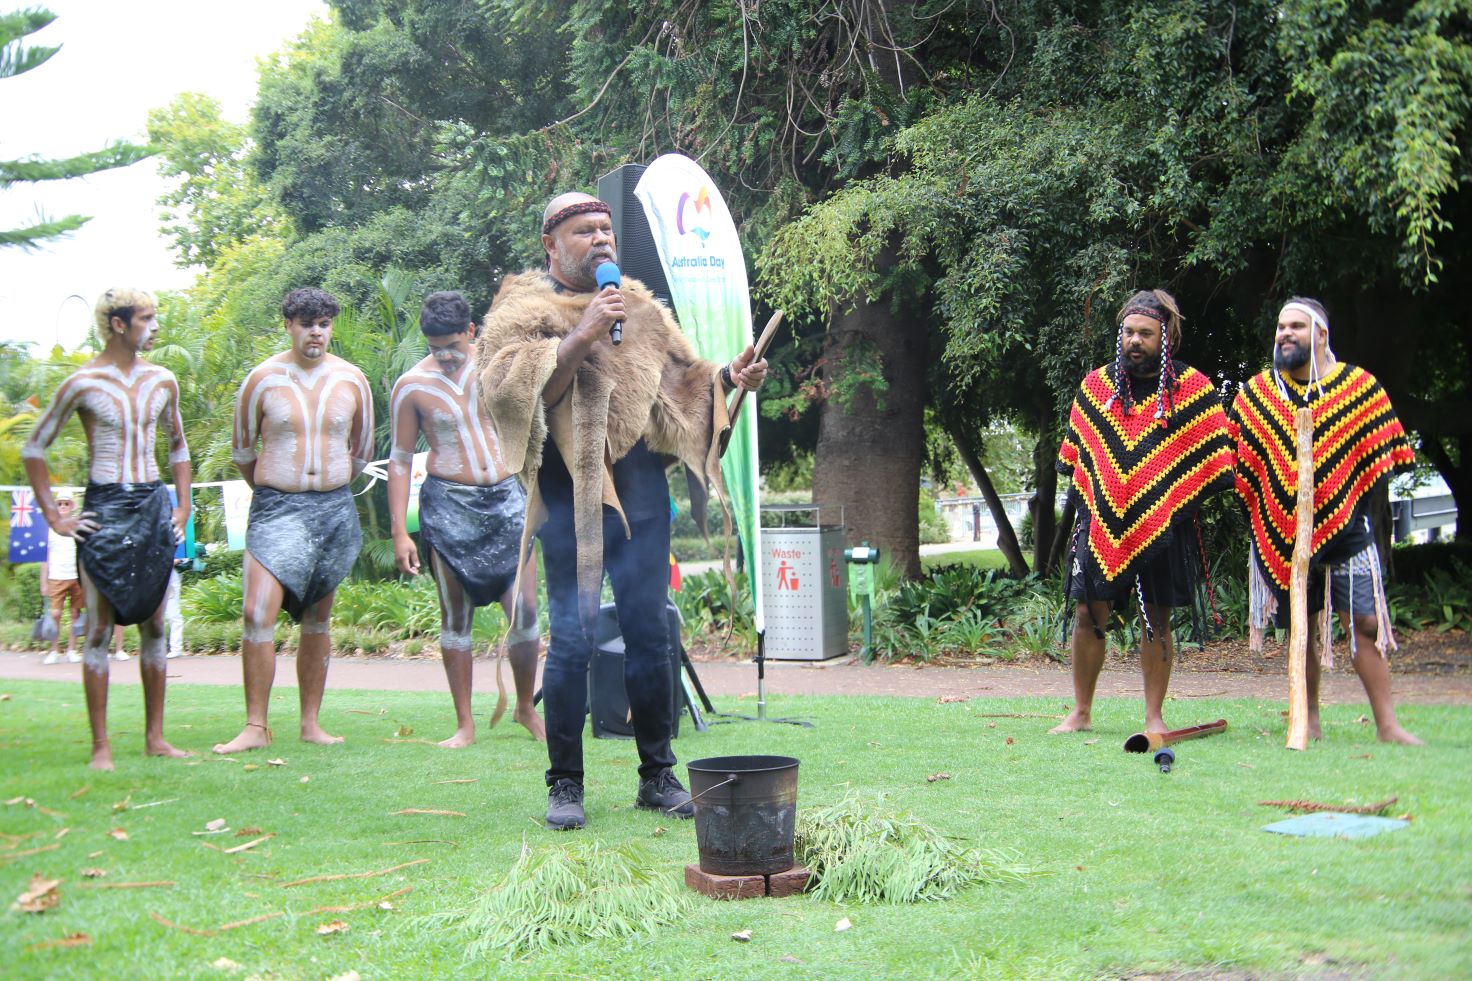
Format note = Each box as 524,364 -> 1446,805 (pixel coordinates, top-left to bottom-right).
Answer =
539,510 -> 676,787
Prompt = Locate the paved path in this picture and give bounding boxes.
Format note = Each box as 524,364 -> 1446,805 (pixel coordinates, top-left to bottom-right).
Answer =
2,650 -> 1467,705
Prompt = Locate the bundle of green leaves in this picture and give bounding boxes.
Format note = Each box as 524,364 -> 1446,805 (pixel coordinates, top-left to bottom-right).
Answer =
796,794 -> 1031,904
424,839 -> 690,958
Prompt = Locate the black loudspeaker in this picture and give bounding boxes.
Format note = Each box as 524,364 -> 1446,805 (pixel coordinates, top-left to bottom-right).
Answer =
597,164 -> 674,309
589,601 -> 685,740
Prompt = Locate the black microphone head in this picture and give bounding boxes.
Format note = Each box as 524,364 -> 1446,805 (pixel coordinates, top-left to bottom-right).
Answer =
595,261 -> 621,290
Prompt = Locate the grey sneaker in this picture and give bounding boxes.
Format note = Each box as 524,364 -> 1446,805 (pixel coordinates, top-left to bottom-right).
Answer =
545,778 -> 585,830
636,768 -> 694,818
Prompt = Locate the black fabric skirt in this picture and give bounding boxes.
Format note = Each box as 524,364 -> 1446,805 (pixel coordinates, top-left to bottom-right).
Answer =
246,485 -> 362,623
419,474 -> 526,608
78,481 -> 174,626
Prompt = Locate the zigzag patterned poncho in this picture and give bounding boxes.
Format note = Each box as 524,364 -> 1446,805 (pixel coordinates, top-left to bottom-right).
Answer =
1057,362 -> 1235,583
1230,363 -> 1414,592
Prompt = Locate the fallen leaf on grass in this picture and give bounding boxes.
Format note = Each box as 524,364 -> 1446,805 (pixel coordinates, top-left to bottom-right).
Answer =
377,901 -> 395,911
211,957 -> 240,971
87,850 -> 102,859
205,819 -> 228,832
316,919 -> 350,936
1350,753 -> 1372,760
241,764 -> 259,772
25,932 -> 90,952
108,828 -> 128,841
112,795 -> 132,812
69,785 -> 90,799
54,827 -> 70,840
731,929 -> 752,942
936,695 -> 969,704
1083,739 -> 1099,746
3,796 -> 29,806
236,827 -> 263,837
153,887 -> 413,938
394,725 -> 415,738
780,955 -> 803,964
392,809 -> 465,817
1355,715 -> 1370,725
0,693 -> 10,701
299,776 -> 310,784
81,868 -> 107,878
925,773 -> 951,783
986,722 -> 997,729
12,873 -> 61,913
267,758 -> 287,767
1005,737 -> 1015,746
78,880 -> 175,890
834,917 -> 852,932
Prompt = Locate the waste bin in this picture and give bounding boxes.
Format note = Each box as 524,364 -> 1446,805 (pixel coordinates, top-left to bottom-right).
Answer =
760,504 -> 848,660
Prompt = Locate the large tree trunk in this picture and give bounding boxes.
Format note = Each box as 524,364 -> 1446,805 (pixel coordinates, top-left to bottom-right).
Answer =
812,294 -> 927,579
946,421 -> 1030,577
1028,422 -> 1060,574
1047,494 -> 1078,576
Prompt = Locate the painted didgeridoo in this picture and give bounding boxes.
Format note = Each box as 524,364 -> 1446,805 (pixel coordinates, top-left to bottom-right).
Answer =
1123,719 -> 1228,754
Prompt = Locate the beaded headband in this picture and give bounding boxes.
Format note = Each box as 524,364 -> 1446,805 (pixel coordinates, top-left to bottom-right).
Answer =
542,200 -> 611,237
1120,303 -> 1167,325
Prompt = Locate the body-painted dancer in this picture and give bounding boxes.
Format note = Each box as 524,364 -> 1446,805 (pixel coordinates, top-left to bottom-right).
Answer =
22,288 -> 192,769
1230,298 -> 1421,744
214,288 -> 372,754
1052,290 -> 1235,735
388,290 -> 545,747
477,191 -> 767,830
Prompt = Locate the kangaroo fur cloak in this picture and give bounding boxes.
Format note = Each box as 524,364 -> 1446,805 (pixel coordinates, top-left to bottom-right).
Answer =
476,271 -> 731,629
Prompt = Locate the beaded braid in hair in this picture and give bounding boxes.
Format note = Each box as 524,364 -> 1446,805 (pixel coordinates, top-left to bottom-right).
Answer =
1103,325 -> 1129,413
1154,321 -> 1179,424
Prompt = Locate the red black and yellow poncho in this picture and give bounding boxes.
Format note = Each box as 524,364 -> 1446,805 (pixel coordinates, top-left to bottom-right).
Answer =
1057,363 -> 1235,584
1230,363 -> 1414,592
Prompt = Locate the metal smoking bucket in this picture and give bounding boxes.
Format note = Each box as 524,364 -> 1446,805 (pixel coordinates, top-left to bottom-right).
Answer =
686,755 -> 800,876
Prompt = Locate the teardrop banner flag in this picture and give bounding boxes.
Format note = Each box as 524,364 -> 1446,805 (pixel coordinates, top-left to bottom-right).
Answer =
634,154 -> 763,626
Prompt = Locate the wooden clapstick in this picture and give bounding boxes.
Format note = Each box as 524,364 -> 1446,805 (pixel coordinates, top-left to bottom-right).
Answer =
719,310 -> 784,456
1123,719 -> 1228,753
1286,406 -> 1315,751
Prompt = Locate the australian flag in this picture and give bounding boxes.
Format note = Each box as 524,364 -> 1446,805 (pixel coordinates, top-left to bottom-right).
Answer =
8,490 -> 49,564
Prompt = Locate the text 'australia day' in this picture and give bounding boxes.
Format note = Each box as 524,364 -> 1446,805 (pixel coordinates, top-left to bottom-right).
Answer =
668,255 -> 725,270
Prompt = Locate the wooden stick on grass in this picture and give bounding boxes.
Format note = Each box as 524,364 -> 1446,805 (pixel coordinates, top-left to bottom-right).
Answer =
1286,406 -> 1314,751
0,843 -> 60,862
1259,795 -> 1398,815
281,859 -> 428,888
223,833 -> 275,854
392,809 -> 465,817
149,886 -> 413,937
78,880 -> 176,890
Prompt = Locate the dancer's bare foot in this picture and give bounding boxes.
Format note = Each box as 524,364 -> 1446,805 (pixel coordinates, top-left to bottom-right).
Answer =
1049,710 -> 1092,734
146,739 -> 192,759
213,722 -> 272,754
1377,724 -> 1424,745
90,745 -> 114,771
300,723 -> 343,745
515,702 -> 547,741
437,727 -> 475,749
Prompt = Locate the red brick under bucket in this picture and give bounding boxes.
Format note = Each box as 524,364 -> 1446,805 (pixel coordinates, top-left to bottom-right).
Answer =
686,755 -> 799,876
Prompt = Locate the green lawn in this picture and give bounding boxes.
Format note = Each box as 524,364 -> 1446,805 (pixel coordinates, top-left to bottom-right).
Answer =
921,548 -> 1010,571
2,681 -> 1467,979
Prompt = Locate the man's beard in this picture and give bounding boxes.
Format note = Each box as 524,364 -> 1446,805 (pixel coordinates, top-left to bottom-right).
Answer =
558,247 -> 617,290
1273,342 -> 1309,371
1124,353 -> 1161,378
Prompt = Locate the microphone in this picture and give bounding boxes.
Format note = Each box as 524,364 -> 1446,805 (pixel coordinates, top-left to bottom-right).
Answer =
595,261 -> 623,346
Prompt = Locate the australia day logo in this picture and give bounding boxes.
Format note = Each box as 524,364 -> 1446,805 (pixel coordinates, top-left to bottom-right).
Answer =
669,185 -> 725,271
675,186 -> 714,245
